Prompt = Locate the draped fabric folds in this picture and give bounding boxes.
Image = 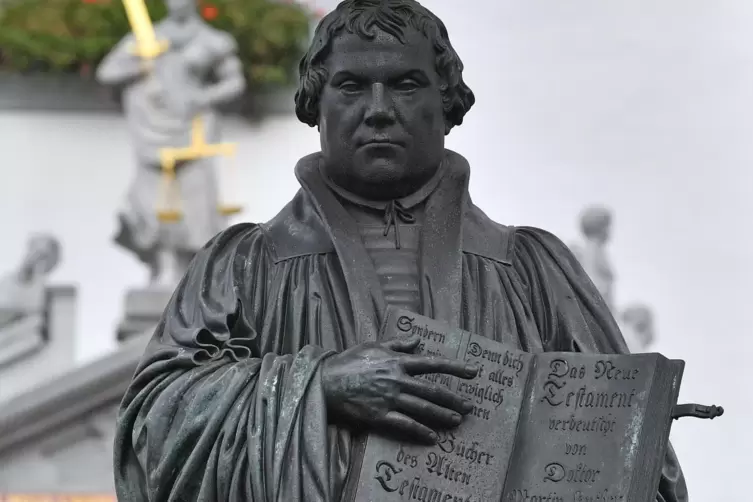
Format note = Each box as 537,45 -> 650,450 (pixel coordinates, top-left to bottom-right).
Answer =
113,150 -> 686,502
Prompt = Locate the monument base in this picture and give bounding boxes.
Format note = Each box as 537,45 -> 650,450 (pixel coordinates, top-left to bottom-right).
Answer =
0,314 -> 46,370
0,285 -> 77,404
116,288 -> 173,342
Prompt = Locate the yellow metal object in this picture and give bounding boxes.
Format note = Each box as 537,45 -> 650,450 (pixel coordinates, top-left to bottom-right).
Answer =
156,153 -> 182,222
160,118 -> 238,162
120,0 -> 243,222
122,0 -> 169,59
157,118 -> 242,218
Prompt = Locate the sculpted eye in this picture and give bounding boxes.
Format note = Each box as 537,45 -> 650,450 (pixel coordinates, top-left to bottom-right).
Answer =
338,81 -> 362,94
395,79 -> 420,92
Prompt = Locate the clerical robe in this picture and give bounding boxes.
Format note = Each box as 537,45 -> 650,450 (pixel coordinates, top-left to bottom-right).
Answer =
113,150 -> 687,502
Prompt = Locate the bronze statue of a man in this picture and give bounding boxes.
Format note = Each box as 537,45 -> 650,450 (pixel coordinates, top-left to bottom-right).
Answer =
113,1 -> 687,500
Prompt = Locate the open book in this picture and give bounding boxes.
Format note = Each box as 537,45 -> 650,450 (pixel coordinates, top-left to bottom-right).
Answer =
343,307 -> 721,502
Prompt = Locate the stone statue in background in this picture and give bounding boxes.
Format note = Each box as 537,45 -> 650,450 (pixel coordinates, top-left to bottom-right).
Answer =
0,234 -> 62,367
621,303 -> 656,352
570,206 -> 658,352
0,234 -> 61,328
570,205 -> 615,311
96,0 -> 246,288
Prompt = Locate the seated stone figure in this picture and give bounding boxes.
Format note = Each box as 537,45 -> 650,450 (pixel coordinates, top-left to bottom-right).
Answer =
0,234 -> 62,368
113,1 -> 687,501
0,234 -> 61,328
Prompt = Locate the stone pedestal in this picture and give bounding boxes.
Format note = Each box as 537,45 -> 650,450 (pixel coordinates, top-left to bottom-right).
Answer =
0,314 -> 47,370
0,335 -> 146,493
116,288 -> 173,342
0,285 -> 77,404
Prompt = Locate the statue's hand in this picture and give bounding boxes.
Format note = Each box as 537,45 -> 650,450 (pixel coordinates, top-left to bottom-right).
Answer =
145,77 -> 166,108
182,91 -> 210,120
320,336 -> 478,444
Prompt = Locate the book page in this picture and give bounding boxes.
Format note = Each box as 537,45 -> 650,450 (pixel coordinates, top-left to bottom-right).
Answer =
502,352 -> 663,502
350,310 -> 533,502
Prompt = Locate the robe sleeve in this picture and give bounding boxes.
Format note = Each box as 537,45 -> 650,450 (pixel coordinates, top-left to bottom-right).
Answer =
113,223 -> 337,502
512,226 -> 688,502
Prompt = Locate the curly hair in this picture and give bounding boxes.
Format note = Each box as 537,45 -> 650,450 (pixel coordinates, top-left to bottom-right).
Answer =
294,0 -> 475,131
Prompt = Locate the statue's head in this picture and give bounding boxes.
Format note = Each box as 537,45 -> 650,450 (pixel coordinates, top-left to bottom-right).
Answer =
622,304 -> 655,349
18,234 -> 61,283
165,0 -> 196,21
295,0 -> 475,200
579,205 -> 612,244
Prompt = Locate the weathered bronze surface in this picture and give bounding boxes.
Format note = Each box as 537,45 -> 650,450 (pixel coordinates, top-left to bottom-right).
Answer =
113,2 -> 693,501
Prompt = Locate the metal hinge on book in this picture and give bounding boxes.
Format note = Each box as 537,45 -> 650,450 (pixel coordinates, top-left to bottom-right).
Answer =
671,403 -> 725,420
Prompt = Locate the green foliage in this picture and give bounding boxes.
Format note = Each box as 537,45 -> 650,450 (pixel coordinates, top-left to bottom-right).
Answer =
0,0 -> 313,89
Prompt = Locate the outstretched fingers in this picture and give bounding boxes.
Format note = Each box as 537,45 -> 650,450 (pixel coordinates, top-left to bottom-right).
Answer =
394,394 -> 462,429
400,354 -> 479,379
398,376 -> 474,414
375,411 -> 438,445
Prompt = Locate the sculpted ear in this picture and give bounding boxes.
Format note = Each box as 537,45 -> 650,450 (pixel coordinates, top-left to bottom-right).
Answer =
441,85 -> 453,135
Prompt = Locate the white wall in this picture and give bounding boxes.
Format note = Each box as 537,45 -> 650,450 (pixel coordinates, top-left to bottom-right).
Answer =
1,0 -> 750,497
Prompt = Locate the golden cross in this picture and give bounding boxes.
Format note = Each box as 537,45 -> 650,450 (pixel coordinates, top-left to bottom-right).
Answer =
122,0 -> 169,60
121,0 -> 242,221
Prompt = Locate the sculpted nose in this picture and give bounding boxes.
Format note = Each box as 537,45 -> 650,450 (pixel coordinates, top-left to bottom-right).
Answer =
364,83 -> 396,127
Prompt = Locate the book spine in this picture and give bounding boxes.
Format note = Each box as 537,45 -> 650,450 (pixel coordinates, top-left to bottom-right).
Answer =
625,358 -> 685,501
500,353 -> 539,494
502,355 -> 539,495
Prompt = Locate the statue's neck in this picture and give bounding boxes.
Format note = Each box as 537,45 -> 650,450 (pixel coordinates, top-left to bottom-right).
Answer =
320,161 -> 447,212
163,15 -> 202,39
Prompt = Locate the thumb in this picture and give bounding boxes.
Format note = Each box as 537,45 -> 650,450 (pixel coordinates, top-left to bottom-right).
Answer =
382,335 -> 421,353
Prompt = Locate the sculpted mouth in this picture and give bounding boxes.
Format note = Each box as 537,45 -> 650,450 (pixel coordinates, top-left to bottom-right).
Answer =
362,138 -> 403,147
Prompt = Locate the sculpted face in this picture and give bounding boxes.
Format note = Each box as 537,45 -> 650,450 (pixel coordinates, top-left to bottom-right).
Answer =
318,29 -> 447,200
19,236 -> 60,282
581,208 -> 612,244
166,0 -> 196,21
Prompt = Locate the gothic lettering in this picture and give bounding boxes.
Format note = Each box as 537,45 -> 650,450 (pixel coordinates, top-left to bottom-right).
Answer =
426,452 -> 473,485
593,360 -> 639,381
542,462 -> 601,484
375,460 -> 403,492
396,476 -> 476,501
435,432 -> 497,466
564,443 -> 588,456
572,489 -> 625,501
488,368 -> 514,387
564,387 -> 637,411
455,381 -> 505,408
506,490 -> 565,502
466,344 -> 525,376
397,445 -> 419,468
540,379 -> 566,406
547,414 -> 617,436
397,315 -> 446,344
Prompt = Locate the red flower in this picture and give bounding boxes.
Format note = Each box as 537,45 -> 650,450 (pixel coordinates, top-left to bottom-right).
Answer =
202,4 -> 219,20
